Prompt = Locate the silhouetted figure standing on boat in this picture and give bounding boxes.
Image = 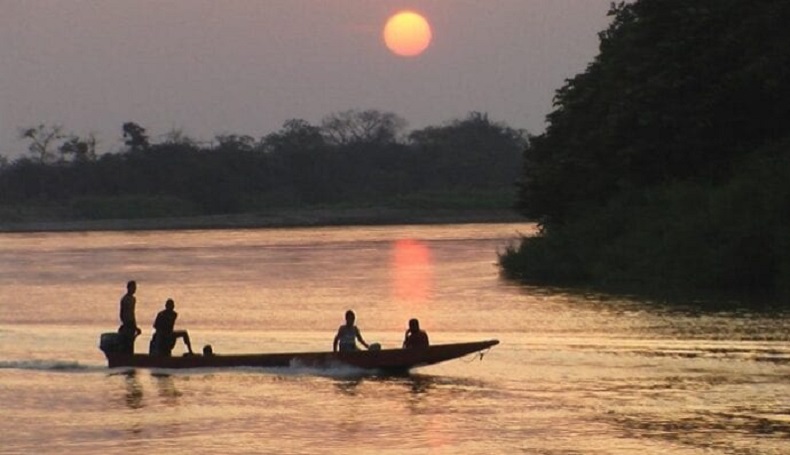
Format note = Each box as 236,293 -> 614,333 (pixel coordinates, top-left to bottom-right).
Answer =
403,318 -> 429,348
333,310 -> 369,352
118,280 -> 141,354
150,299 -> 194,356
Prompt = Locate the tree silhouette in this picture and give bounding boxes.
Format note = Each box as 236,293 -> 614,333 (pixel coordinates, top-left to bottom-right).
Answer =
122,122 -> 149,152
19,124 -> 64,163
321,109 -> 407,146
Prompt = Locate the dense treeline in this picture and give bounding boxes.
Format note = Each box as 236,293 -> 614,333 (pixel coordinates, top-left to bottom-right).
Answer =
0,111 -> 525,221
500,0 -> 790,297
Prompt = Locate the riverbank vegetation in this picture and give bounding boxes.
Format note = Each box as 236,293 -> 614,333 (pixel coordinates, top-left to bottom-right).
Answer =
0,111 -> 525,225
500,0 -> 790,297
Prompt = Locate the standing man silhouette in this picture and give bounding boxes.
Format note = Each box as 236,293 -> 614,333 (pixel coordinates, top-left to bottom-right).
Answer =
118,280 -> 142,354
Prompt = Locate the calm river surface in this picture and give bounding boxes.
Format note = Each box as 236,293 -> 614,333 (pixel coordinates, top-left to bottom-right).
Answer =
1,223 -> 789,454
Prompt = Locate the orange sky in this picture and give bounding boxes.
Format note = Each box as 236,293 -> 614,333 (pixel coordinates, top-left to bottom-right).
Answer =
0,0 -> 614,157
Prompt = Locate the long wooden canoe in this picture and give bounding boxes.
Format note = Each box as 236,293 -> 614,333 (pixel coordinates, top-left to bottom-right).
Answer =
100,337 -> 499,373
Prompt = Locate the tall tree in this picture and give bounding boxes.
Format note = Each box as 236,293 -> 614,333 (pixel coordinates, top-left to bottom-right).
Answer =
122,122 -> 150,152
19,124 -> 64,163
518,0 -> 790,226
321,109 -> 406,146
59,134 -> 97,162
214,134 -> 256,153
409,112 -> 526,188
502,0 -> 790,294
261,119 -> 325,154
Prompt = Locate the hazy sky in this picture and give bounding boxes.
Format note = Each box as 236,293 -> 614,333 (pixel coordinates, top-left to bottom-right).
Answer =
1,0 -> 614,157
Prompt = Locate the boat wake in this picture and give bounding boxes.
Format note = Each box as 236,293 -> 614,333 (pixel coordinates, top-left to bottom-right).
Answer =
0,359 -> 104,373
287,359 -> 377,378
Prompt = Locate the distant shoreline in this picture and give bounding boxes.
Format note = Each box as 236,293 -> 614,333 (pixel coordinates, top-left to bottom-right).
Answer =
0,208 -> 529,233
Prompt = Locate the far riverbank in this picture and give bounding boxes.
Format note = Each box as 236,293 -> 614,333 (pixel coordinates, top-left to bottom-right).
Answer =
0,208 -> 527,233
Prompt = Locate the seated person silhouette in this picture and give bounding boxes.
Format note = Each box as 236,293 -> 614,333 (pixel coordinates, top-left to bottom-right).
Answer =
333,310 -> 369,352
150,299 -> 194,356
402,318 -> 429,349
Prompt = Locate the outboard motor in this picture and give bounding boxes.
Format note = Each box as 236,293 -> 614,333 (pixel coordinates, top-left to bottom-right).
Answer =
99,332 -> 124,354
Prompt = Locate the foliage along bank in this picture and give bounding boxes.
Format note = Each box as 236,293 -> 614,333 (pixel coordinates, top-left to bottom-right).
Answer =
0,111 -> 525,222
500,0 -> 790,297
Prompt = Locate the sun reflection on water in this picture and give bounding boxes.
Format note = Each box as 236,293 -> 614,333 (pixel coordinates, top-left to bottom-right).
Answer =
391,239 -> 433,303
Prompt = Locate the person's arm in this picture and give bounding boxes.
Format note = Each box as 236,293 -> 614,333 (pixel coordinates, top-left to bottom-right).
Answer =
332,329 -> 340,352
402,330 -> 411,348
355,327 -> 369,349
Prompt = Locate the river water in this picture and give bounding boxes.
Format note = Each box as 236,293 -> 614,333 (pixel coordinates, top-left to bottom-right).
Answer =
1,223 -> 788,454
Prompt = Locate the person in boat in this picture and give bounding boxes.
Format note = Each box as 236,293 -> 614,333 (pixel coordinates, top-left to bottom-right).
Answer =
403,318 -> 429,349
333,310 -> 369,352
150,298 -> 194,356
118,280 -> 142,354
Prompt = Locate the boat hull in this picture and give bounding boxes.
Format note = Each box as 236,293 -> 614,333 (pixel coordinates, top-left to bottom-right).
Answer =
102,340 -> 499,373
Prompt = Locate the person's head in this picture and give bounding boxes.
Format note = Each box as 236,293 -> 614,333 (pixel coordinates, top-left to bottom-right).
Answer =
408,318 -> 420,331
165,298 -> 175,310
344,310 -> 356,325
126,280 -> 137,294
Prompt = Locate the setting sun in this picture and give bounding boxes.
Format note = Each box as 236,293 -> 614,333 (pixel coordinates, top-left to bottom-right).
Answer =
383,11 -> 432,57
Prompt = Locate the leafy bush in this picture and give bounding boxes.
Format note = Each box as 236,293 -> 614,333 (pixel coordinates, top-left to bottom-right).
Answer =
504,0 -> 790,298
502,143 -> 790,295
